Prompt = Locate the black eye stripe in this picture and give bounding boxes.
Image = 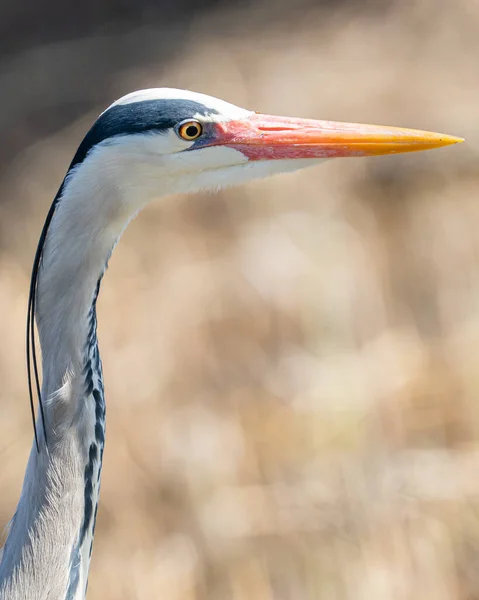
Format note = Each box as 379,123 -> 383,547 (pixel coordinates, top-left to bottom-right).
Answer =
69,99 -> 219,169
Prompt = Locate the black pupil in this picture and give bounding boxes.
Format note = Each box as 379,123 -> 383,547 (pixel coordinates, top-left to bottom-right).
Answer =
185,124 -> 199,138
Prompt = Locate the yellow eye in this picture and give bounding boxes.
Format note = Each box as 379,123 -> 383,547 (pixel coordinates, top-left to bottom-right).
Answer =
178,120 -> 203,141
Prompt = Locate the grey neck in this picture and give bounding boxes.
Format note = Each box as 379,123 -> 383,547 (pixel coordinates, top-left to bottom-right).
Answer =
0,183 -> 116,599
0,301 -> 106,600
0,137 -> 142,600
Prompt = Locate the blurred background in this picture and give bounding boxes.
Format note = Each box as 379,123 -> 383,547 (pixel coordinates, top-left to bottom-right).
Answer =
0,0 -> 478,598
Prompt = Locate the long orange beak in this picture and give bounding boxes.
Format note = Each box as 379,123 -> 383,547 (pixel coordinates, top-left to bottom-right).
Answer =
213,114 -> 463,160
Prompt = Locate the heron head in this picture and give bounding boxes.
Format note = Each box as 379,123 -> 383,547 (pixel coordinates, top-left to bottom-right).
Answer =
72,88 -> 462,207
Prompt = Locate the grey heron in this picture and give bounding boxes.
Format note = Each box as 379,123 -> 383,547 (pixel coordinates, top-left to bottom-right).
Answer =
0,88 -> 462,599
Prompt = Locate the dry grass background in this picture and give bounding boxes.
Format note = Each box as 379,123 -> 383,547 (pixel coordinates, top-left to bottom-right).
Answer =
1,0 -> 479,597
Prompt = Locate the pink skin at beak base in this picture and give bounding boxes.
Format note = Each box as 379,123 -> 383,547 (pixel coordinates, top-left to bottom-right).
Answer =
214,114 -> 464,161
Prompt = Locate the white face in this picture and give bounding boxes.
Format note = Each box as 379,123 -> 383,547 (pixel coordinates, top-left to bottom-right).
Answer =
95,130 -> 321,207
86,88 -> 322,207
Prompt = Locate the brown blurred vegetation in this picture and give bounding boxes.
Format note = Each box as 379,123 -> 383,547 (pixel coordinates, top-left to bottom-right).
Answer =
0,0 -> 478,598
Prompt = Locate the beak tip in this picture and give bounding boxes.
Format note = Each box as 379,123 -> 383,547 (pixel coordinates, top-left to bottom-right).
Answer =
437,134 -> 465,147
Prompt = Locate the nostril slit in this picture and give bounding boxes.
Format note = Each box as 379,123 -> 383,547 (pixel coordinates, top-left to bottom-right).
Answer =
257,126 -> 297,132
